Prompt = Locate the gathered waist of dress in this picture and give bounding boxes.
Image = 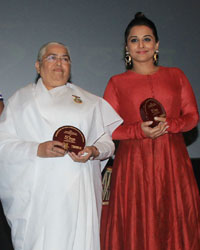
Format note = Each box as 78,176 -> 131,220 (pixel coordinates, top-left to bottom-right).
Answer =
118,132 -> 184,146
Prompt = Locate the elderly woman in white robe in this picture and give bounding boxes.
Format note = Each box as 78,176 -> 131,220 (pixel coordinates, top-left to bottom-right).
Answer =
0,42 -> 122,250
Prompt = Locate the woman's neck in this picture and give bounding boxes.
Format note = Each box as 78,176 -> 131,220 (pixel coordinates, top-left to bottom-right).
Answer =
131,62 -> 159,75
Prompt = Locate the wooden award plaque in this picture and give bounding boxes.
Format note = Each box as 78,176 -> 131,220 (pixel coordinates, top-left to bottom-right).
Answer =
140,98 -> 166,128
53,126 -> 86,154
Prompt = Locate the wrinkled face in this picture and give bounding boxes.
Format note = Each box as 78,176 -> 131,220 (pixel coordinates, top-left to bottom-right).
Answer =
35,44 -> 71,90
126,25 -> 159,64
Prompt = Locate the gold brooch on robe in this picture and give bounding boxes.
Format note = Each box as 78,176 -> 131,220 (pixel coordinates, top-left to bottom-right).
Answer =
72,95 -> 82,103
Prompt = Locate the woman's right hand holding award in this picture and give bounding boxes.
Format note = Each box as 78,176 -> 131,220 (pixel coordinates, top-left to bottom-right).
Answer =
141,118 -> 168,139
140,98 -> 169,139
53,125 -> 99,162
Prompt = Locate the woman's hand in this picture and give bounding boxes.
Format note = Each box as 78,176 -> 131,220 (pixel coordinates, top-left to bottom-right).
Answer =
37,141 -> 67,158
68,146 -> 99,163
141,117 -> 169,139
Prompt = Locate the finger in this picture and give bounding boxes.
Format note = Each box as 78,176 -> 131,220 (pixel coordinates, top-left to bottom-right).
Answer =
154,116 -> 166,122
142,121 -> 153,127
78,148 -> 90,157
77,149 -> 87,156
52,140 -> 65,148
160,125 -> 169,133
153,121 -> 167,131
50,151 -> 65,157
79,153 -> 91,161
68,151 -> 78,158
158,122 -> 169,133
150,126 -> 163,134
153,126 -> 169,138
51,145 -> 66,157
68,151 -> 89,162
52,148 -> 66,156
68,152 -> 79,161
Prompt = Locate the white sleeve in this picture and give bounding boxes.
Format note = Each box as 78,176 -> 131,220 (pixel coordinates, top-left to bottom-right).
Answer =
92,133 -> 115,161
0,104 -> 39,164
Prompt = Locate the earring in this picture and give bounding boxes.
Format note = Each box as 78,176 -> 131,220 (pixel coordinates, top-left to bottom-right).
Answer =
153,50 -> 159,64
125,51 -> 132,66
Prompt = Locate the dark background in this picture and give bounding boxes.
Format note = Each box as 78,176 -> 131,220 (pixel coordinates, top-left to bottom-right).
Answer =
0,0 -> 199,248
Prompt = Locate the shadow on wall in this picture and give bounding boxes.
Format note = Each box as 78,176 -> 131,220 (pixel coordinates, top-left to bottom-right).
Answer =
183,126 -> 199,146
192,158 -> 200,190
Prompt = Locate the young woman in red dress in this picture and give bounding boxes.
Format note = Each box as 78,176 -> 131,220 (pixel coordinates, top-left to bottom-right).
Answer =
102,12 -> 200,250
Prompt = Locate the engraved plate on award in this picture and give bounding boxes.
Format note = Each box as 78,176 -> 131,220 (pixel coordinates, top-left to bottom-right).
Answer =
140,98 -> 166,128
53,126 -> 86,154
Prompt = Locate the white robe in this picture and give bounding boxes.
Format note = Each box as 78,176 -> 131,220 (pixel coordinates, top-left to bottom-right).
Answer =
0,79 -> 122,250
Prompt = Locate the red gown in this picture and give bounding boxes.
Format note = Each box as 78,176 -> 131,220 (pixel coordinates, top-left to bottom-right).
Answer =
102,66 -> 200,250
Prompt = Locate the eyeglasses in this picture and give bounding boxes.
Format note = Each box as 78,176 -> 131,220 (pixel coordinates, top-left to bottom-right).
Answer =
44,54 -> 71,64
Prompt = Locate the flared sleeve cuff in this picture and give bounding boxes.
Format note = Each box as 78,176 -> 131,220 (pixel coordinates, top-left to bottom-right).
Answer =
99,98 -> 123,136
166,113 -> 199,133
112,121 -> 146,140
93,133 -> 115,161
